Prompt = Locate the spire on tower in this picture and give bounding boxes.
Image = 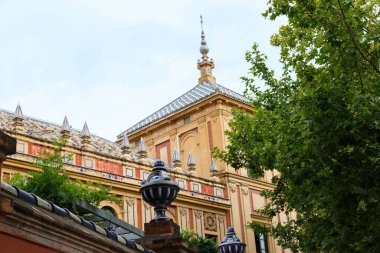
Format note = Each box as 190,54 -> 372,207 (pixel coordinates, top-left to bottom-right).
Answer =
197,15 -> 216,84
199,15 -> 209,60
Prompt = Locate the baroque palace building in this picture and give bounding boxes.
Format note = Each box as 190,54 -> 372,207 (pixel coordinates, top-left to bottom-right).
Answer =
0,26 -> 292,253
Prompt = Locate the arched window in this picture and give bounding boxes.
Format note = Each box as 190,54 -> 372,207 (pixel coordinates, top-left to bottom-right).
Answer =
101,206 -> 117,231
255,233 -> 269,253
101,206 -> 116,217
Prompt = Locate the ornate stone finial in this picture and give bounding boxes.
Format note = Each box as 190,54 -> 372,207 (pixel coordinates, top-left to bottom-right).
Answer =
81,122 -> 91,149
210,159 -> 218,172
197,15 -> 216,85
13,104 -> 24,133
81,122 -> 90,136
140,160 -> 180,222
172,148 -> 182,167
61,116 -> 71,139
210,159 -> 219,182
120,133 -> 131,155
187,152 -> 196,174
15,104 -> 23,119
218,227 -> 246,253
137,138 -> 147,158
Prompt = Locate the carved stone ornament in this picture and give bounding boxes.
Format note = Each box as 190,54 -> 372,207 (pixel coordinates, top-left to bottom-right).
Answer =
125,197 -> 136,207
204,212 -> 217,232
217,216 -> 225,224
228,185 -> 236,193
241,186 -> 249,196
179,207 -> 188,217
194,210 -> 203,219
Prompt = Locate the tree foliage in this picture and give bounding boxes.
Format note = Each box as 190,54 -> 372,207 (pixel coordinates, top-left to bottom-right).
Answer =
11,138 -> 120,213
215,0 -> 380,252
180,230 -> 218,253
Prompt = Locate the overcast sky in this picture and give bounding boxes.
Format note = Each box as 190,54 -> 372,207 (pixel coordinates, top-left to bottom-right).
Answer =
0,0 -> 286,141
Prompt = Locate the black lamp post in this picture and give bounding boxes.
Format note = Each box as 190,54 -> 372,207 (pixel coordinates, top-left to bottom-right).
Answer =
140,160 -> 180,222
218,227 -> 246,253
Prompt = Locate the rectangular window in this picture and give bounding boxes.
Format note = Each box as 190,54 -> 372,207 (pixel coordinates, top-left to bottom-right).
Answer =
192,183 -> 200,192
125,168 -> 134,178
83,157 -> 94,169
255,233 -> 269,253
215,188 -> 223,197
63,152 -> 73,164
184,116 -> 190,124
177,180 -> 186,190
16,142 -> 25,154
142,171 -> 150,181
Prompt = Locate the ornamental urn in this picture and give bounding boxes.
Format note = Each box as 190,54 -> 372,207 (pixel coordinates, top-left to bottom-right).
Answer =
218,227 -> 246,253
140,160 -> 180,222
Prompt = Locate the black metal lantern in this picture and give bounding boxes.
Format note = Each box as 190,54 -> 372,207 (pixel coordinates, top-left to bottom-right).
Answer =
140,160 -> 180,222
219,227 -> 246,253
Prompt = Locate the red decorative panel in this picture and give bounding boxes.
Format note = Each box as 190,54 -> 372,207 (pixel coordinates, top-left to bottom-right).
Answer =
135,168 -> 141,179
75,155 -> 82,167
201,184 -> 214,196
186,181 -> 191,191
189,208 -> 194,230
225,210 -> 231,227
223,187 -> 229,199
28,143 -> 53,157
95,160 -> 122,175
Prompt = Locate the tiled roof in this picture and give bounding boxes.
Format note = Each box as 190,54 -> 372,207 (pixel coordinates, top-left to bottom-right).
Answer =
0,181 -> 154,253
118,83 -> 249,138
0,108 -> 155,164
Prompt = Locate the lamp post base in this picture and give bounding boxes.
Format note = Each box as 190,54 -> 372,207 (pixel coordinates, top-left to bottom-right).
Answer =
138,220 -> 198,253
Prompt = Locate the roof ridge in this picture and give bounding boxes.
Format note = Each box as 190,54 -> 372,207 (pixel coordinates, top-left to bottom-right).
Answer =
117,83 -> 249,138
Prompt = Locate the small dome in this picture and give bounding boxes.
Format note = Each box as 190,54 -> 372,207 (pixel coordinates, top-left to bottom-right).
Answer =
200,44 -> 209,55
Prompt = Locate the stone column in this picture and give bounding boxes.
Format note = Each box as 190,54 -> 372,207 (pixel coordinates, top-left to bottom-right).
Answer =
0,131 -> 16,187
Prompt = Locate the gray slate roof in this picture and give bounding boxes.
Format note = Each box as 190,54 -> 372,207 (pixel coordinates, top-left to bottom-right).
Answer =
118,83 -> 249,138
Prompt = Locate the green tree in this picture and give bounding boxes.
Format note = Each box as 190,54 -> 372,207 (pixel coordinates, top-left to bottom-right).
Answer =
215,0 -> 380,252
180,230 -> 218,253
11,138 -> 120,213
